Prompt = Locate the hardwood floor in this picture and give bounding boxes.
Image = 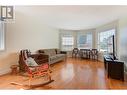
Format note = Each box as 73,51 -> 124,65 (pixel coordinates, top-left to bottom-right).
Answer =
0,58 -> 127,90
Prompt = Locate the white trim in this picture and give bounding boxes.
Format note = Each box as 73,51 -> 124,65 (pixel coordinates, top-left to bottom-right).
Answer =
0,21 -> 5,51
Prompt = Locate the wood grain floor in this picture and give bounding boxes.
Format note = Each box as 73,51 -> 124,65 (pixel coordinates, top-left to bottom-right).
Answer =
0,58 -> 127,90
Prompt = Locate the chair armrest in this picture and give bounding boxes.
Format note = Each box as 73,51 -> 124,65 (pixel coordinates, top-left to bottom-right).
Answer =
29,63 -> 49,71
107,60 -> 124,64
113,60 -> 124,63
29,53 -> 49,64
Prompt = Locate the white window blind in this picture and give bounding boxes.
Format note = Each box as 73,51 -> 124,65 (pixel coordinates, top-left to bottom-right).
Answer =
77,32 -> 92,49
61,35 -> 74,51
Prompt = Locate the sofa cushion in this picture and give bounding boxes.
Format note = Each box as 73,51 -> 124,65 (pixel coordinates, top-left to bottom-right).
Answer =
50,56 -> 57,61
56,54 -> 65,58
43,49 -> 56,56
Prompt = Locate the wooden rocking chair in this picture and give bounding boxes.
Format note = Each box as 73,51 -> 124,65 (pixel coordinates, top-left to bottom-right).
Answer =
11,50 -> 54,89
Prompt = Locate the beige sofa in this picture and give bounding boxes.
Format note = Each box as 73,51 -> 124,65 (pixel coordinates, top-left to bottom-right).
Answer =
38,49 -> 66,64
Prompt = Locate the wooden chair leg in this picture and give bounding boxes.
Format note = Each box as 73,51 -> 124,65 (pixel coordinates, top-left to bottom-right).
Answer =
29,75 -> 32,87
29,79 -> 30,87
29,78 -> 31,87
47,70 -> 51,81
49,74 -> 51,81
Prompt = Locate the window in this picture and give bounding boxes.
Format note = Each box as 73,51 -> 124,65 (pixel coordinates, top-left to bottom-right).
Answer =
0,21 -> 5,51
98,29 -> 115,53
77,32 -> 92,49
61,35 -> 74,51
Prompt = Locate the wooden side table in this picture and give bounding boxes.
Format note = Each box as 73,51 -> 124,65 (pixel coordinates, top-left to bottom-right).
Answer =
10,65 -> 19,75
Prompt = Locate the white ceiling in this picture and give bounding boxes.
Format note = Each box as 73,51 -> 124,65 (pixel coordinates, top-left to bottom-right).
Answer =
16,6 -> 127,30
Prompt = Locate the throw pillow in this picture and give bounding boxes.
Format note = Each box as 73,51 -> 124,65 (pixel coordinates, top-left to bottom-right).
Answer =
56,49 -> 61,54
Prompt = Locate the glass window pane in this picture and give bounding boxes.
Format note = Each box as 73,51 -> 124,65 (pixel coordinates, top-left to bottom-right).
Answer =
77,32 -> 92,49
98,29 -> 115,53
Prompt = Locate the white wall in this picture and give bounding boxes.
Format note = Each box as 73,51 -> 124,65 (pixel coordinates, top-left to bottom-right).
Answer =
0,6 -> 59,75
118,17 -> 127,64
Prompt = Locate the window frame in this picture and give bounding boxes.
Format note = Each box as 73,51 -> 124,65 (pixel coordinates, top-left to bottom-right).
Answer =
97,28 -> 116,53
0,21 -> 5,51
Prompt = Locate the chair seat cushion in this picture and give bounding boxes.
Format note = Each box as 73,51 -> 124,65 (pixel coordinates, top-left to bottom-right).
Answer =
26,57 -> 38,66
29,67 -> 36,72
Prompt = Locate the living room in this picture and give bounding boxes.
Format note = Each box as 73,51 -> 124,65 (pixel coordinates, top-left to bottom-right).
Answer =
1,1 -> 127,94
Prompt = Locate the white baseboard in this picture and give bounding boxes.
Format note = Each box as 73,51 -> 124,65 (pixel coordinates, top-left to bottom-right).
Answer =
0,68 -> 11,75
